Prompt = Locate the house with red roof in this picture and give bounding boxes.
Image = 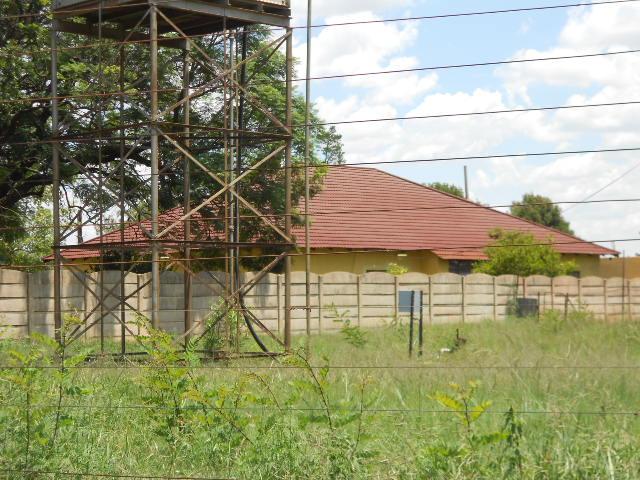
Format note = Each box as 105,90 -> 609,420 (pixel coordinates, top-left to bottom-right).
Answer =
55,166 -> 616,276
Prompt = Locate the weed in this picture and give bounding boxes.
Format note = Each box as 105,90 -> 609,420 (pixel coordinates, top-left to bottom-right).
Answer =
328,303 -> 367,348
501,406 -> 524,477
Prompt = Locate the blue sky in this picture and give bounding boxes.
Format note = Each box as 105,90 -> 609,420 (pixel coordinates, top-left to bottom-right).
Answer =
290,0 -> 640,255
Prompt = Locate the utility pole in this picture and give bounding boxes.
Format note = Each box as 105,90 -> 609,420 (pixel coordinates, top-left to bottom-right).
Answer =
304,0 -> 313,338
464,165 -> 469,199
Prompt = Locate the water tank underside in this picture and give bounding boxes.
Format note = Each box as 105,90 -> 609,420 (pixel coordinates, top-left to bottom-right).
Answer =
53,0 -> 291,33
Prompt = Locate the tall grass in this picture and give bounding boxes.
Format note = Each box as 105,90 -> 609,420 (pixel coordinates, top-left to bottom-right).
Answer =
1,313 -> 639,479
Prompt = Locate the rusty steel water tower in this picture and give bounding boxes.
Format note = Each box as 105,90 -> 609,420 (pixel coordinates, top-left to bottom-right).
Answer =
50,0 -> 296,355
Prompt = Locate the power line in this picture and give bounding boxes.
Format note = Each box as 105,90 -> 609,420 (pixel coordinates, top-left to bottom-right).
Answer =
9,144 -> 640,184
299,49 -> 640,83
565,158 -> 640,212
321,146 -> 640,169
1,0 -> 638,28
0,403 -> 636,417
0,364 -> 636,370
303,99 -> 640,129
0,298 -> 622,317
1,197 -> 640,235
3,101 -> 640,149
297,0 -> 640,30
3,48 -> 639,106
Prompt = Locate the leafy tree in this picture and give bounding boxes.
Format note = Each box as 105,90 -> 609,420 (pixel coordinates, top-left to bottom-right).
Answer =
510,193 -> 573,234
0,0 -> 53,244
0,1 -> 344,269
427,182 -> 465,198
0,196 -> 53,269
473,229 -> 577,277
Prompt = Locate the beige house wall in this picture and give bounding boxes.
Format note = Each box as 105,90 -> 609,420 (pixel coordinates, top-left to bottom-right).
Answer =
290,249 -> 449,275
563,254 -> 602,277
597,257 -> 640,279
291,249 -> 601,276
58,249 -> 602,278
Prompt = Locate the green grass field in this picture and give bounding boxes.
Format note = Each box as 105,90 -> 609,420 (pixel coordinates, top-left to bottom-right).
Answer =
1,313 -> 640,479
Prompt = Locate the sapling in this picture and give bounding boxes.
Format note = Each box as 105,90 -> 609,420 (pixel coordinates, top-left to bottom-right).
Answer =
284,349 -> 334,429
48,312 -> 90,453
431,380 -> 500,447
133,316 -> 253,472
328,304 -> 367,349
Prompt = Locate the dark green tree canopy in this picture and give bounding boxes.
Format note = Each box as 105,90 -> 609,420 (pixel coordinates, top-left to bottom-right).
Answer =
426,182 -> 465,198
510,193 -> 573,234
474,229 -> 577,277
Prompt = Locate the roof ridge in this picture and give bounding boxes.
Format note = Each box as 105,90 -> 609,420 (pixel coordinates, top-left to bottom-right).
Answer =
370,168 -> 617,255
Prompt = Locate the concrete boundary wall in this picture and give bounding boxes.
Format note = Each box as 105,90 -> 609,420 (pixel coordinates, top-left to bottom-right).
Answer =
0,270 -> 638,339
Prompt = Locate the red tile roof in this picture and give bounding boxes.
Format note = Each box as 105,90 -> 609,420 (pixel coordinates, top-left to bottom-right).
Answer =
56,166 -> 616,260
52,208 -> 223,261
291,166 -> 616,258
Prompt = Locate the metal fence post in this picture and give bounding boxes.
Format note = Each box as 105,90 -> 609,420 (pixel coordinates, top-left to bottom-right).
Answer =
419,290 -> 424,357
409,290 -> 415,357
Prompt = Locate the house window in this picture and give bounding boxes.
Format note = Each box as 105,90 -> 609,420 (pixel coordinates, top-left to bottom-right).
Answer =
449,260 -> 473,276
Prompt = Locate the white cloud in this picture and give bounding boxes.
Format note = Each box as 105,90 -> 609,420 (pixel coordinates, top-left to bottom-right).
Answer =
294,12 -> 422,76
559,2 -> 640,49
317,88 -> 525,164
290,0 -> 413,22
498,3 -> 640,104
294,11 -> 440,107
